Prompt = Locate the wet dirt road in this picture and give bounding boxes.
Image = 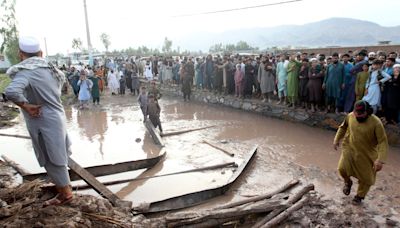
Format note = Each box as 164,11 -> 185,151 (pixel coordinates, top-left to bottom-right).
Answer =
0,93 -> 399,222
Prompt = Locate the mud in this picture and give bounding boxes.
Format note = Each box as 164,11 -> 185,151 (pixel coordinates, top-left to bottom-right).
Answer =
0,92 -> 399,226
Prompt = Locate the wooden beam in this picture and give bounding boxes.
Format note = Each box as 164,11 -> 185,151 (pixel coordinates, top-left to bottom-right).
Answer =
202,140 -> 235,157
0,133 -> 31,140
68,157 -> 132,208
144,119 -> 164,147
160,125 -> 216,137
1,155 -> 30,176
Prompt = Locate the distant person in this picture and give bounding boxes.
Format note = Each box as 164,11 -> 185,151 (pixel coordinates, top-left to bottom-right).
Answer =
4,36 -> 73,206
340,54 -> 354,114
107,69 -> 119,95
131,62 -> 140,95
307,58 -> 324,112
276,55 -> 288,105
119,75 -> 126,95
148,81 -> 161,100
298,59 -> 309,109
234,64 -> 244,98
89,72 -> 100,105
355,63 -> 370,101
334,100 -> 388,205
362,59 -> 391,114
146,94 -> 163,133
137,86 -> 148,122
144,61 -> 153,80
287,54 -> 301,108
384,64 -> 400,124
77,70 -> 93,109
323,53 -> 345,114
182,58 -> 194,101
258,56 -> 275,103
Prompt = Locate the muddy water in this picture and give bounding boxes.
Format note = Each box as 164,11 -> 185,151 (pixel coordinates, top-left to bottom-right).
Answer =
0,94 -> 399,214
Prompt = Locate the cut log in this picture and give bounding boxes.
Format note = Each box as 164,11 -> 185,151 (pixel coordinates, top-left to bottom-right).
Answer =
144,119 -> 164,147
68,157 -> 132,208
160,125 -> 216,137
261,195 -> 310,228
202,140 -> 234,157
73,162 -> 237,190
253,184 -> 314,228
217,179 -> 299,209
0,133 -> 30,140
1,155 -> 30,176
166,199 -> 286,227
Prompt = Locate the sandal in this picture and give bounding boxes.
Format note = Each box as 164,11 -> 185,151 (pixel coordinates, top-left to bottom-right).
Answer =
342,180 -> 353,196
43,193 -> 73,207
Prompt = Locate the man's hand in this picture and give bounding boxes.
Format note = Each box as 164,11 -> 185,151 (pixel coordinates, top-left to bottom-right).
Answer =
341,83 -> 345,89
373,160 -> 384,172
21,103 -> 42,118
333,142 -> 340,151
322,83 -> 326,90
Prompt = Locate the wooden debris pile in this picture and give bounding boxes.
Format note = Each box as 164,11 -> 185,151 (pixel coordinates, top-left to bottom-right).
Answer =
150,179 -> 314,228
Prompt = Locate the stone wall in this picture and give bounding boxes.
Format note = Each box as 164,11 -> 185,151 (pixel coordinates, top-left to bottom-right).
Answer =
156,83 -> 400,146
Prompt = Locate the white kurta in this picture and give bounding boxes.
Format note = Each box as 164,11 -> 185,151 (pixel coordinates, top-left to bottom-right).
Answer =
107,72 -> 120,93
145,64 -> 153,80
362,70 -> 391,106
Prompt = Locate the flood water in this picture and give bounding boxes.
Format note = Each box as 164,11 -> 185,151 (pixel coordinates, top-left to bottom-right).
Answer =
0,94 -> 399,211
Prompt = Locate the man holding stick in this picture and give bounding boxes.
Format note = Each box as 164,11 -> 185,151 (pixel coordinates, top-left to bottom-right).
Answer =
4,36 -> 73,206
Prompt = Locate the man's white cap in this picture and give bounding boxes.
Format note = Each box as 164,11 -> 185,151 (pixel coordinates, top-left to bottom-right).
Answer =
368,52 -> 376,57
393,64 -> 400,69
19,36 -> 41,53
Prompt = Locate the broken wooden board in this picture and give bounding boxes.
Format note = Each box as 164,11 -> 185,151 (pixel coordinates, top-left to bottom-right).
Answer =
68,157 -> 132,208
144,119 -> 164,147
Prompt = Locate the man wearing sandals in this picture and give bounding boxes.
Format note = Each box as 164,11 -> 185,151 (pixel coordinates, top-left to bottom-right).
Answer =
4,37 -> 73,206
333,100 -> 388,205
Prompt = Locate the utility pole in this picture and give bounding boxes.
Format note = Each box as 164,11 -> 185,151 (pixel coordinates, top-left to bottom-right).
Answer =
83,0 -> 93,66
44,37 -> 49,58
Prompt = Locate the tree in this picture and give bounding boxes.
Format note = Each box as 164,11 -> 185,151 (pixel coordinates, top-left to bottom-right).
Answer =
72,38 -> 83,52
162,37 -> 172,53
235,40 -> 252,51
100,33 -> 111,52
0,0 -> 19,65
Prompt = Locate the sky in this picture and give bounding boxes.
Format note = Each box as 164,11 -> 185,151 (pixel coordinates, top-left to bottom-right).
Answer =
10,0 -> 400,55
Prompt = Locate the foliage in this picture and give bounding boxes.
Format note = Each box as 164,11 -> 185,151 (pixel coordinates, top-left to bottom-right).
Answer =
0,0 -> 19,65
99,33 -> 111,52
0,73 -> 11,93
72,38 -> 83,51
209,40 -> 259,53
162,37 -> 172,53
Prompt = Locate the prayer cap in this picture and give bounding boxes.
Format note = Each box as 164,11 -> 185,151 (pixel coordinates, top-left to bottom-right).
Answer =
393,64 -> 400,69
368,52 -> 376,57
19,36 -> 41,53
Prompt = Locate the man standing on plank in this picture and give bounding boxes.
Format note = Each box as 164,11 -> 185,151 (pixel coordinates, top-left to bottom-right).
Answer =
333,100 -> 388,205
4,36 -> 73,206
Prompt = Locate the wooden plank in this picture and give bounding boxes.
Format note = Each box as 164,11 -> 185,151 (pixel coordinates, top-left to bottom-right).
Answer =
160,125 -> 216,137
67,157 -> 132,208
144,119 -> 164,147
202,140 -> 235,157
0,133 -> 30,140
23,150 -> 166,181
1,155 -> 30,176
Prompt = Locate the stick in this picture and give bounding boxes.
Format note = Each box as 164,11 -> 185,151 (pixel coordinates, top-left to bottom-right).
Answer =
1,155 -> 30,176
73,162 -> 237,190
216,179 -> 300,209
202,140 -> 235,157
144,119 -> 164,147
253,184 -> 314,228
0,133 -> 30,139
261,195 -> 310,228
160,125 -> 216,137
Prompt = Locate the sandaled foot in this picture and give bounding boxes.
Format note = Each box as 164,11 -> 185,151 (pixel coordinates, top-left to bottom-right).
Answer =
43,194 -> 73,207
342,180 -> 353,196
352,195 -> 364,205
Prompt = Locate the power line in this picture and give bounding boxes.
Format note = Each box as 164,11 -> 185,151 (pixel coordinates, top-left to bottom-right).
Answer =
172,0 -> 303,18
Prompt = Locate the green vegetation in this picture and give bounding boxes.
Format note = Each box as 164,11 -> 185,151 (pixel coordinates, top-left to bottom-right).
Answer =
0,73 -> 11,93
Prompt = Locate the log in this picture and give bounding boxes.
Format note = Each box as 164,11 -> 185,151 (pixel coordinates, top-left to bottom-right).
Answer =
68,157 -> 132,208
253,184 -> 314,228
261,195 -> 310,228
202,140 -> 235,157
73,162 -> 237,190
166,200 -> 286,227
217,179 -> 299,209
160,125 -> 216,137
1,155 -> 30,176
144,119 -> 164,147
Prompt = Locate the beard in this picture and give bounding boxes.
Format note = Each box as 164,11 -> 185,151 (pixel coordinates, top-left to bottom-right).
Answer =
356,116 -> 368,123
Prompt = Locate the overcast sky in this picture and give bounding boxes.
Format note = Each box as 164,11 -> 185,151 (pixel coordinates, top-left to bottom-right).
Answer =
13,0 -> 400,55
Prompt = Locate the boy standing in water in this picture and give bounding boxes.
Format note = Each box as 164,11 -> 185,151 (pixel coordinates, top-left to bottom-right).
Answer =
137,86 -> 148,122
146,94 -> 163,133
119,75 -> 126,95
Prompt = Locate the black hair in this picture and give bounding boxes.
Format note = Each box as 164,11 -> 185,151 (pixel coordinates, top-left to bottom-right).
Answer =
20,50 -> 40,58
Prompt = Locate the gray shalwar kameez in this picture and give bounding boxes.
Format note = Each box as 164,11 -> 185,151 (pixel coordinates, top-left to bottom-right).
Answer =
5,58 -> 71,186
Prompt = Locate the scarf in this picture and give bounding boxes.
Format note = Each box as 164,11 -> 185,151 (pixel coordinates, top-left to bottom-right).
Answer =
6,57 -> 65,85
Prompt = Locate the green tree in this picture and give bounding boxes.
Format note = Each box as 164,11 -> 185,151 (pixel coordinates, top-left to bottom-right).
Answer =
235,40 -> 252,51
162,37 -> 172,53
99,33 -> 111,52
72,38 -> 83,52
0,0 -> 19,65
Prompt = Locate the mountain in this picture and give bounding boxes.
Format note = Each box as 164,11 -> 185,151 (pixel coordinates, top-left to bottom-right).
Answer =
175,18 -> 400,51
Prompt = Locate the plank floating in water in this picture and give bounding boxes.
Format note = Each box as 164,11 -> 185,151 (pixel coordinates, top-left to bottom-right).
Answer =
202,140 -> 235,157
160,125 -> 216,137
73,161 -> 237,190
24,150 -> 167,181
144,120 -> 164,147
133,145 -> 258,214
